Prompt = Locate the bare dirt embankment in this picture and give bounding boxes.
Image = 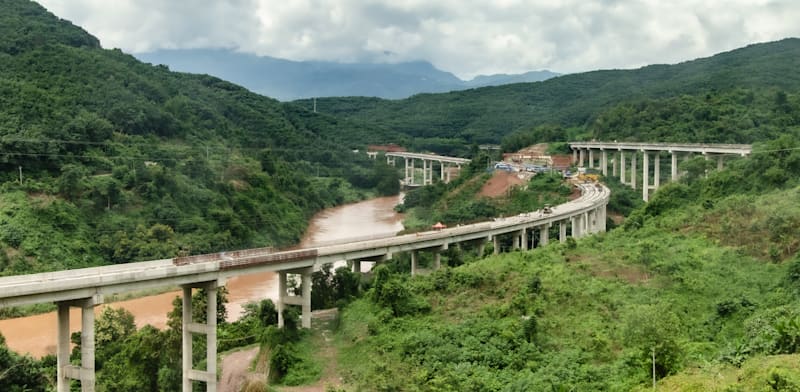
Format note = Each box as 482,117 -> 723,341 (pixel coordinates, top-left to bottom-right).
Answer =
478,171 -> 528,198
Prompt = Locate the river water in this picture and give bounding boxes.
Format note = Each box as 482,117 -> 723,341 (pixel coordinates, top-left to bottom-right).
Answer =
0,194 -> 404,358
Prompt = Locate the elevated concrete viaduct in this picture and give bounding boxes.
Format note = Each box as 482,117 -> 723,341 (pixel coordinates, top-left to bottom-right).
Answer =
0,179 -> 608,392
570,141 -> 752,201
384,151 -> 470,185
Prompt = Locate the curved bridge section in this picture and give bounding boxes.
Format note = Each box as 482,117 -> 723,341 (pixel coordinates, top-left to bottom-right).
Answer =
0,182 -> 609,391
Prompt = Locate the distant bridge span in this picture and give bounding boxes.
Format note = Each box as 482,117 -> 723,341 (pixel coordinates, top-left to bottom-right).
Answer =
383,151 -> 470,185
0,181 -> 608,391
570,141 -> 752,201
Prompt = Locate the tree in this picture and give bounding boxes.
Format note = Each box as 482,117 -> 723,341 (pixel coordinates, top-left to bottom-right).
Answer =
623,304 -> 684,380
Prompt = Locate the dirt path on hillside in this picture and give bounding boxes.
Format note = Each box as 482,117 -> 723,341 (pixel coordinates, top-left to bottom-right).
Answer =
279,309 -> 342,392
221,346 -> 261,392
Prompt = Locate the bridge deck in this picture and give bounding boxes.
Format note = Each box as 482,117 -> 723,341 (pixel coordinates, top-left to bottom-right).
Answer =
385,151 -> 470,164
0,183 -> 608,308
570,141 -> 752,155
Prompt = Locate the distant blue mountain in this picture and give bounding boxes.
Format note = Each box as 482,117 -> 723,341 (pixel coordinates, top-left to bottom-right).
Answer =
134,49 -> 559,101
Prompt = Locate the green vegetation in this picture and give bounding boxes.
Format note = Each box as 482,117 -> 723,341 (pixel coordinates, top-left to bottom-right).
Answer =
301,39 -> 800,146
4,1 -> 800,390
334,187 -> 800,390
0,0 -> 401,278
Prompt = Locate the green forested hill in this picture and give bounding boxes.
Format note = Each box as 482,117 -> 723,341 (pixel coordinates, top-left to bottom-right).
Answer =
304,38 -> 800,145
0,0 -> 401,274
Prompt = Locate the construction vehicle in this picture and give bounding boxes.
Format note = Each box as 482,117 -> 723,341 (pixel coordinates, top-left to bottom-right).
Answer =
578,173 -> 600,182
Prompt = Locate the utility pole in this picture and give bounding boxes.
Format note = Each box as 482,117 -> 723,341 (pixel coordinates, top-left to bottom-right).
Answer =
652,346 -> 656,391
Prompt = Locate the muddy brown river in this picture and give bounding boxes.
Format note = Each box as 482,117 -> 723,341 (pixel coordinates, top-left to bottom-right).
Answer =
0,194 -> 404,357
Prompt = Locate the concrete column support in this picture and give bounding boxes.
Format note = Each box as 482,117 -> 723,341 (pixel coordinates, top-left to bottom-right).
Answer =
584,212 -> 591,234
520,228 -> 528,250
301,270 -> 311,329
182,282 -> 219,392
612,152 -> 618,176
717,155 -> 724,170
571,216 -> 580,238
477,237 -> 488,258
57,295 -> 102,392
601,150 -> 608,176
540,224 -> 550,246
352,260 -> 361,273
642,151 -> 649,201
440,162 -> 446,181
277,272 -> 286,328
600,205 -> 608,232
654,152 -> 660,189
579,149 -> 585,167
182,286 -> 193,392
206,285 -> 218,392
630,153 -> 637,190
411,251 -> 418,275
422,160 -> 428,185
559,221 -> 567,243
671,152 -> 678,181
620,151 -> 626,185
434,251 -> 441,270
493,236 -> 499,255
572,148 -> 577,164
57,303 -> 70,392
588,149 -> 594,169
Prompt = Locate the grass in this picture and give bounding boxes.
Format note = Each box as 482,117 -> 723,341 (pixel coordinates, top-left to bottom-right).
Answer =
329,194 -> 798,390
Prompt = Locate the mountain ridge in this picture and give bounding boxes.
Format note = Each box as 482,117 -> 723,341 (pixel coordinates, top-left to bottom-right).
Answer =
301,37 -> 800,144
134,49 -> 559,100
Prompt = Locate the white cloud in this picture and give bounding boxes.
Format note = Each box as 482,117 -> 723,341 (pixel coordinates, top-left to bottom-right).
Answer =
38,0 -> 800,78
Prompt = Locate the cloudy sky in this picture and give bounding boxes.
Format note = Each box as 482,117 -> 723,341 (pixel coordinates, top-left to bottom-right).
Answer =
38,0 -> 800,79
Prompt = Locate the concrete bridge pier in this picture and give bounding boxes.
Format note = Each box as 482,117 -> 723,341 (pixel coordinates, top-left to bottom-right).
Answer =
601,150 -> 608,176
630,153 -> 637,190
477,236 -> 489,258
492,235 -> 500,255
411,251 -> 419,275
559,221 -> 567,243
579,149 -> 585,167
182,280 -> 220,392
588,149 -> 594,169
671,152 -> 679,181
519,228 -> 528,250
613,151 -> 619,176
57,294 -> 103,392
620,151 -> 626,185
404,158 -> 414,184
571,216 -> 581,238
654,153 -> 660,190
539,223 -> 550,246
642,151 -> 650,201
277,269 -> 312,329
